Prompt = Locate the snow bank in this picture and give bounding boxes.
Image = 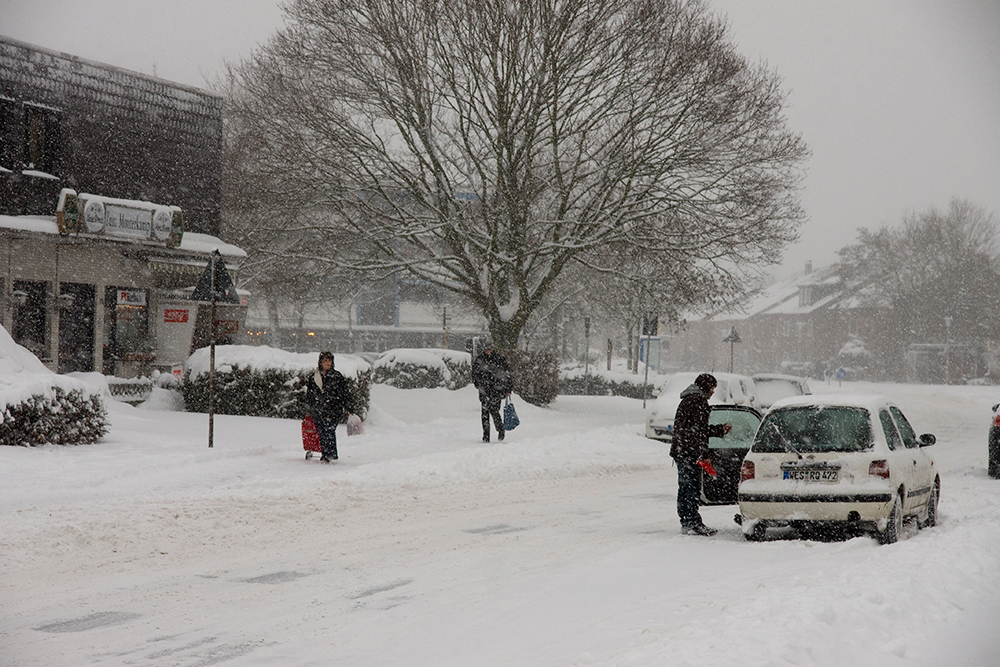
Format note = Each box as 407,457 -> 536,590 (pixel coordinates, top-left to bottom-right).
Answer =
185,344 -> 370,381
0,325 -> 101,411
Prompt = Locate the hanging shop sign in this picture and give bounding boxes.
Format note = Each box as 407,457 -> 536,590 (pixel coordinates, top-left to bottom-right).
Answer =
116,289 -> 147,306
56,188 -> 184,247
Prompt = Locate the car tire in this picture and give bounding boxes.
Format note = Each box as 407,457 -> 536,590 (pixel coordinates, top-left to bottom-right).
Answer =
990,432 -> 1000,479
878,494 -> 903,545
918,481 -> 939,529
744,522 -> 766,542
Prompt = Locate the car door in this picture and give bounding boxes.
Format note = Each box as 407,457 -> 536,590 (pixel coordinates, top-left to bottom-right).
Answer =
701,405 -> 762,505
878,408 -> 920,514
889,405 -> 935,510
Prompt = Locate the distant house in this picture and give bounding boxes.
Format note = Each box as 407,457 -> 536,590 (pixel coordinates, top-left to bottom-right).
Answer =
662,263 -> 902,381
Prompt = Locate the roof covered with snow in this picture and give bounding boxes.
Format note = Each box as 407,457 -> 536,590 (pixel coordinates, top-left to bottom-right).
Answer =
0,214 -> 246,259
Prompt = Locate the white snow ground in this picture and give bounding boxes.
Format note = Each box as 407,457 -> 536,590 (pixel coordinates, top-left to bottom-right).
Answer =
2,380 -> 1000,666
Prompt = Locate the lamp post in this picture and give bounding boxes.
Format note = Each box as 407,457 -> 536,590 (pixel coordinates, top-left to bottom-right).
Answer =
944,316 -> 953,385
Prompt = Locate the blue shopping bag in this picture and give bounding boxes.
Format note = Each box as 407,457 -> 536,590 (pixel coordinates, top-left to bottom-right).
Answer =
503,397 -> 520,431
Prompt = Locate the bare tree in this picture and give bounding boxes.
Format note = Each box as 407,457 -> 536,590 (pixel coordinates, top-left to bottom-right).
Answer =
837,199 -> 1000,363
226,0 -> 808,350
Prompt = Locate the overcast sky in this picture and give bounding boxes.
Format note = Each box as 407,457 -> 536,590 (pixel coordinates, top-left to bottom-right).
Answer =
3,0 -> 998,278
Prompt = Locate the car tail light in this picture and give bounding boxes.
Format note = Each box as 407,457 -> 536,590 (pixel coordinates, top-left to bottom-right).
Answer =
993,414 -> 1000,428
740,460 -> 755,482
869,460 -> 890,479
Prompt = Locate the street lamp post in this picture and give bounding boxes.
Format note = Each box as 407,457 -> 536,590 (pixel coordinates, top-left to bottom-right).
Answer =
944,316 -> 953,385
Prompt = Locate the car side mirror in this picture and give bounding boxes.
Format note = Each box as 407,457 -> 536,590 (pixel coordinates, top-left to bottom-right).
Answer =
918,433 -> 936,447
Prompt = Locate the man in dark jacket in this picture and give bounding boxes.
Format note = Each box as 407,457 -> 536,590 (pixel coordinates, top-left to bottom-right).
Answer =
306,351 -> 353,463
471,340 -> 513,442
671,373 -> 731,535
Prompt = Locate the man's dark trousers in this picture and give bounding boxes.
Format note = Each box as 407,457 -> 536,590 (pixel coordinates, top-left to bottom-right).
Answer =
676,459 -> 704,529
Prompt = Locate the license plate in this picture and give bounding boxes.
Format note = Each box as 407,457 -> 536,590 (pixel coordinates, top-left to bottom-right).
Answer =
783,468 -> 838,482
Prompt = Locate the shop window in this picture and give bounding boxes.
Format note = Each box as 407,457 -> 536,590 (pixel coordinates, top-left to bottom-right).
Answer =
12,280 -> 48,359
103,286 -> 151,374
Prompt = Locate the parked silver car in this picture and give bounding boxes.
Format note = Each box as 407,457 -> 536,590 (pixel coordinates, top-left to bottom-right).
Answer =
751,373 -> 811,411
645,372 -> 756,444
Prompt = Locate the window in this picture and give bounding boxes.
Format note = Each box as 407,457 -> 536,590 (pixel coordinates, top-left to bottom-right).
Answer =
879,409 -> 903,451
23,103 -> 61,175
889,406 -> 919,449
0,97 -> 20,170
12,280 -> 48,359
754,406 -> 874,453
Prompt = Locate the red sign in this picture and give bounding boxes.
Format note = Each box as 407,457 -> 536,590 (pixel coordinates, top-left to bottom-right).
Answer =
163,308 -> 189,323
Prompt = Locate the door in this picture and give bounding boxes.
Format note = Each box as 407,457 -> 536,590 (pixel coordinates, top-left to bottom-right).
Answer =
889,405 -> 935,512
58,283 -> 95,373
702,405 -> 762,505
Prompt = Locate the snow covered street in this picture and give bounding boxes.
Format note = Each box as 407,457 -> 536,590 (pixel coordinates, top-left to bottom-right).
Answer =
2,381 -> 1000,666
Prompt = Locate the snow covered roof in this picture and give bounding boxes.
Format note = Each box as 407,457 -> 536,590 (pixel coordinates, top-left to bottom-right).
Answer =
0,215 -> 246,259
696,265 -> 860,322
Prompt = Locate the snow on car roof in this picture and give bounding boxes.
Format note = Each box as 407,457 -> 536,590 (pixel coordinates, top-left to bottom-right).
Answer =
752,373 -> 807,382
768,393 -> 890,412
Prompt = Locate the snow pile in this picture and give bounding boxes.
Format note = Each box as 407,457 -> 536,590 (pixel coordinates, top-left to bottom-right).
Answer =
185,345 -> 370,380
0,325 -> 102,411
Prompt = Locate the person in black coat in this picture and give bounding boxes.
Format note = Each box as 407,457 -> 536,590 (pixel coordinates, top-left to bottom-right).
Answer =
471,340 -> 513,442
306,351 -> 353,463
671,373 -> 731,535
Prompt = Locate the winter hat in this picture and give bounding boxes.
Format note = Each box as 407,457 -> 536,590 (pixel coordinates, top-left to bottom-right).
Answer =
694,373 -> 717,393
482,336 -> 495,350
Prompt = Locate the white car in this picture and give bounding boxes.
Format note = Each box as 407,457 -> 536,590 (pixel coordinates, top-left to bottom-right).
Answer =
751,373 -> 811,411
737,395 -> 939,544
645,372 -> 756,443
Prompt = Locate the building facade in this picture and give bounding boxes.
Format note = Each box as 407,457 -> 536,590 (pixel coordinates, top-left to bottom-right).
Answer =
1,36 -> 222,235
1,38 -> 244,378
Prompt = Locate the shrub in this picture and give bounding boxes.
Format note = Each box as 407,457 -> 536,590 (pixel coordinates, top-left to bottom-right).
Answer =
182,365 -> 371,420
372,348 -> 471,389
506,349 -> 559,407
0,387 -> 109,446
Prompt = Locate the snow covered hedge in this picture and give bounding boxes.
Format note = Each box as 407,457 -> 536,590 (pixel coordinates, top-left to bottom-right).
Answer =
372,348 -> 471,390
0,326 -> 108,446
560,364 -> 659,399
181,346 -> 371,420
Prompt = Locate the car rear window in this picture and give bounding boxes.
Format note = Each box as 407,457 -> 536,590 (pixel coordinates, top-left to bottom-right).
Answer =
752,406 -> 873,453
754,379 -> 803,406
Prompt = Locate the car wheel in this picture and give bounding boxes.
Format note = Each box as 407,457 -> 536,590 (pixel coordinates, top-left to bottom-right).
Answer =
744,522 -> 766,542
878,494 -> 903,545
919,481 -> 939,529
990,434 -> 1000,479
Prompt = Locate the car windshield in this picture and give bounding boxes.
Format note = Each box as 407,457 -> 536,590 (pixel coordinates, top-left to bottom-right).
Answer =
754,379 -> 804,406
753,406 -> 873,453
